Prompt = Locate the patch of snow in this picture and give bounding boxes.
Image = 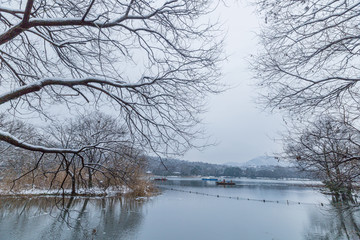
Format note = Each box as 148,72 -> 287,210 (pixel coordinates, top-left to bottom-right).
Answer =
0,186 -> 132,196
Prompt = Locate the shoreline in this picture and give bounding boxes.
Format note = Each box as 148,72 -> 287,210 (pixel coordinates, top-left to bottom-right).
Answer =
0,184 -> 157,198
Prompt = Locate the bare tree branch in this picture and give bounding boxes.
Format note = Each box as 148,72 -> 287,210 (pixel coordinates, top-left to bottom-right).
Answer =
253,0 -> 360,114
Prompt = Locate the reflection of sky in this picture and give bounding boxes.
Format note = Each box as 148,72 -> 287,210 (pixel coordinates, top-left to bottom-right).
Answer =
1,179 -> 358,240
157,178 -> 328,204
184,2 -> 284,164
139,179 -> 335,240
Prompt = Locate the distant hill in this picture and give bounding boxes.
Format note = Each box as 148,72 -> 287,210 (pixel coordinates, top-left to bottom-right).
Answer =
146,156 -> 226,176
225,156 -> 292,168
146,156 -> 310,179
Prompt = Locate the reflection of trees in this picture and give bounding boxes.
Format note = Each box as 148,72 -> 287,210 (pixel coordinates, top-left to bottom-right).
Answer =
305,203 -> 360,240
0,196 -> 146,239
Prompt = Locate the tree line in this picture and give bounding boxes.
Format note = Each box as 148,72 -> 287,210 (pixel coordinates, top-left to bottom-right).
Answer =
147,157 -> 311,179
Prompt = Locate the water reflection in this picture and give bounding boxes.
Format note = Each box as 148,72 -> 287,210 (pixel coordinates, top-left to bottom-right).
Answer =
1,178 -> 360,240
305,203 -> 360,240
157,178 -> 360,240
0,196 -> 146,240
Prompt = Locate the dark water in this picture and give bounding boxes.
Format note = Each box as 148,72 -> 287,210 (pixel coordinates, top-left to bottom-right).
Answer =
0,178 -> 360,240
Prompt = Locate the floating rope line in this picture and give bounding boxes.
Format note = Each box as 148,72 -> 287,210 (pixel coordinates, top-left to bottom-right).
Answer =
159,186 -> 327,207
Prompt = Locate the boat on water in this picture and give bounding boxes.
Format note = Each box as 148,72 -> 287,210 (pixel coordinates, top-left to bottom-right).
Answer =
153,178 -> 167,181
202,177 -> 218,181
216,180 -> 235,186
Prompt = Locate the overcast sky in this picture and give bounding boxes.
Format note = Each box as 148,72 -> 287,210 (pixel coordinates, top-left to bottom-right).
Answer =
184,1 -> 284,164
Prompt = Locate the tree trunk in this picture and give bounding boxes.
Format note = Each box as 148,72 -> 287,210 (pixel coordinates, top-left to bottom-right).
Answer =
71,175 -> 76,195
88,168 -> 93,188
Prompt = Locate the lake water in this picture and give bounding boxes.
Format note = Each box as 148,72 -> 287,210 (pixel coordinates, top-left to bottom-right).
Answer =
0,177 -> 359,240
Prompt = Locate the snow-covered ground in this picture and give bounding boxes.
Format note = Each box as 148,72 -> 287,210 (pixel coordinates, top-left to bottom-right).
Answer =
0,186 -> 132,196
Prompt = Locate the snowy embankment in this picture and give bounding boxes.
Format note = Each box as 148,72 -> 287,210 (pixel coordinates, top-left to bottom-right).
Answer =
0,186 -> 132,197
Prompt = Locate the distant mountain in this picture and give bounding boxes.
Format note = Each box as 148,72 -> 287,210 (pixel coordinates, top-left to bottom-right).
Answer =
225,156 -> 292,168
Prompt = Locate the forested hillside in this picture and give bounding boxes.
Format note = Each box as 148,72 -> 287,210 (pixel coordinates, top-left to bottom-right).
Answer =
146,157 -> 312,179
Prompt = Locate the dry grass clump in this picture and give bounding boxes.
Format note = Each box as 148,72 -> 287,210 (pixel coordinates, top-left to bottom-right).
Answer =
127,177 -> 157,197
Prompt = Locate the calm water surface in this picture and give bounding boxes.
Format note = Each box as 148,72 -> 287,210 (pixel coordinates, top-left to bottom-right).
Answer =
0,178 -> 359,240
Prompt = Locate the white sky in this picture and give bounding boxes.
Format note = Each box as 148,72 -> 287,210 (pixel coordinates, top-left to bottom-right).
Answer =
184,1 -> 284,164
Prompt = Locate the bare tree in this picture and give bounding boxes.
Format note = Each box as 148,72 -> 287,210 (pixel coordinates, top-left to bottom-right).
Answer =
0,114 -> 41,182
284,115 -> 360,202
45,112 -> 147,194
253,0 -> 360,114
0,0 -> 223,157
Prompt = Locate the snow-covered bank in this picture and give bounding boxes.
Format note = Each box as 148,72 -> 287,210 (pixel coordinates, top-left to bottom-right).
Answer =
0,186 -> 130,197
0,184 -> 156,197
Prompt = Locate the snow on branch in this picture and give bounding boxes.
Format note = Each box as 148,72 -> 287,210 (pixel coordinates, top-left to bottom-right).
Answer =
0,77 -> 157,105
0,6 -> 25,14
0,130 -> 80,153
0,0 -> 180,45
